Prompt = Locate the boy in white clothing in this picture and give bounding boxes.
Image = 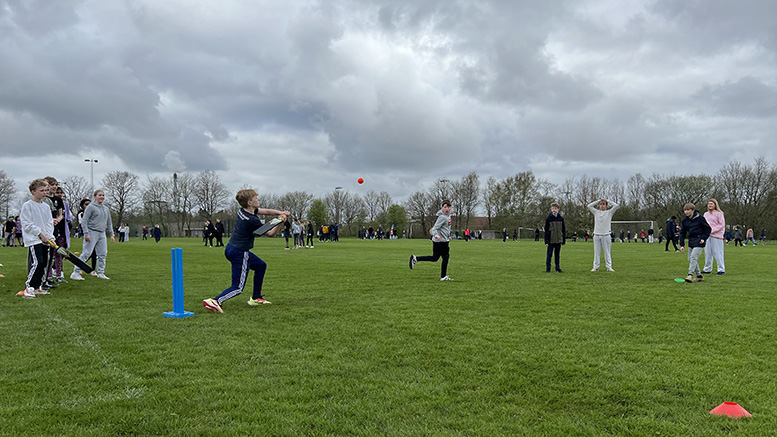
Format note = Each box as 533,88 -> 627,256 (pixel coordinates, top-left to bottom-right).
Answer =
587,198 -> 620,272
20,179 -> 55,298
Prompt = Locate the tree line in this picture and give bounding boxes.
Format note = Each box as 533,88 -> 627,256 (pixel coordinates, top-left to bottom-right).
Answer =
403,157 -> 776,238
2,157 -> 775,238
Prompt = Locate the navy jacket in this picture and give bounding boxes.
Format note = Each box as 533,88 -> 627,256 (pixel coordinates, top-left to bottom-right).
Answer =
679,211 -> 711,248
666,218 -> 677,238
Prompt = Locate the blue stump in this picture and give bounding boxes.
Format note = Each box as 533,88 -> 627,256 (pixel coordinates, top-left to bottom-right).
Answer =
164,248 -> 194,318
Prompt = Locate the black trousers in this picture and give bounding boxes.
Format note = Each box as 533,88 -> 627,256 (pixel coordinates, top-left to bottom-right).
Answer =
665,236 -> 678,251
417,241 -> 450,278
546,244 -> 561,271
27,243 -> 49,289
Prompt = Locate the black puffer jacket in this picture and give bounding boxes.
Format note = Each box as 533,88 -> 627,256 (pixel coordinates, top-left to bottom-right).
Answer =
679,211 -> 711,248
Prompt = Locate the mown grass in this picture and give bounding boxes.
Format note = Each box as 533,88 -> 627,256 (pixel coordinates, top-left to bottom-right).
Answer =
1,236 -> 776,436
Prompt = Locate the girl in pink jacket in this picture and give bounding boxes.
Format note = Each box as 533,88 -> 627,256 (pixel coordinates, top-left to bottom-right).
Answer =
702,198 -> 726,275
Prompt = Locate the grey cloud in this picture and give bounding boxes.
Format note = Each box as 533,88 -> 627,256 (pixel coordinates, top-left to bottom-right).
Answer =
693,77 -> 777,118
3,0 -> 777,198
2,0 -> 81,35
650,0 -> 777,52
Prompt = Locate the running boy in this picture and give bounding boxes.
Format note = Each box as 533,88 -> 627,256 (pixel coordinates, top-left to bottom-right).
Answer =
409,200 -> 453,281
20,179 -> 55,298
545,202 -> 566,273
679,203 -> 711,283
202,189 -> 289,313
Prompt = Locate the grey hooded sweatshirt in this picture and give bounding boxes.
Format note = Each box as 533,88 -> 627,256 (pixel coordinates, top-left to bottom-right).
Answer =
82,202 -> 114,237
430,209 -> 452,242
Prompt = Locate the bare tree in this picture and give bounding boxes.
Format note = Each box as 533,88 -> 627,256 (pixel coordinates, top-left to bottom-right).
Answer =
171,172 -> 197,235
61,175 -> 91,218
257,193 -> 281,211
279,191 -> 314,219
0,170 -> 17,218
363,190 -> 379,221
482,176 -> 499,228
142,175 -> 171,230
429,178 -> 454,207
324,189 -> 347,224
404,190 -> 433,237
456,171 -> 480,230
341,192 -> 367,235
102,170 -> 140,226
626,173 -> 646,211
718,157 -> 777,229
376,191 -> 393,217
195,170 -> 229,219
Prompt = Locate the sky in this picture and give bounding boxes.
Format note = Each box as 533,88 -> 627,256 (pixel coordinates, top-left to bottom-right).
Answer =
2,0 -> 777,204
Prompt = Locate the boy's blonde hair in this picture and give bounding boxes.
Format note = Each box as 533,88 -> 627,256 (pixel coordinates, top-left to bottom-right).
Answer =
236,189 -> 258,209
684,203 -> 696,211
29,179 -> 48,193
550,202 -> 560,209
708,198 -> 722,213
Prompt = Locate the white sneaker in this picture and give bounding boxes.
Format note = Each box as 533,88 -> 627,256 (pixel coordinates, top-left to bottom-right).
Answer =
96,273 -> 110,280
90,271 -> 98,276
440,276 -> 453,281
22,287 -> 36,299
591,268 -> 599,272
70,272 -> 85,281
34,288 -> 51,295
606,268 -> 615,272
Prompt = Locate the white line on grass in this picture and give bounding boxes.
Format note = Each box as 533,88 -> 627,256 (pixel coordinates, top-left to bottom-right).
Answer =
37,301 -> 147,408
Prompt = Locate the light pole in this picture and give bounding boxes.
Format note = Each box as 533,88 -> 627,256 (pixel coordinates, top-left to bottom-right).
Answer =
85,159 -> 99,194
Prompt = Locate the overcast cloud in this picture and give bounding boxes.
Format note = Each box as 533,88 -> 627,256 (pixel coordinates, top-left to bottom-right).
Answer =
2,0 -> 776,202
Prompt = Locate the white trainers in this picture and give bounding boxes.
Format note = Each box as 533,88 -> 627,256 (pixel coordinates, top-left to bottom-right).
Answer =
34,288 -> 51,295
96,273 -> 110,280
90,271 -> 98,276
22,287 -> 36,299
440,276 -> 453,281
70,272 -> 85,281
591,268 -> 599,272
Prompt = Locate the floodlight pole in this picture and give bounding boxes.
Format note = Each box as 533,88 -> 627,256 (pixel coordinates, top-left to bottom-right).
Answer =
85,159 -> 99,194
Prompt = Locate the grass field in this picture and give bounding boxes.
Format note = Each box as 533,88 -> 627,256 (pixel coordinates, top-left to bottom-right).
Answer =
2,236 -> 776,436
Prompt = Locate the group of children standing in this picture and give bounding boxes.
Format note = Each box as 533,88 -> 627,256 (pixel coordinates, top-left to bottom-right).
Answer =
405,198 -> 730,285
18,177 -> 114,298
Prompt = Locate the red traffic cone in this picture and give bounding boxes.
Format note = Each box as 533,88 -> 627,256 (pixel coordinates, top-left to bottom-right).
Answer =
710,402 -> 752,418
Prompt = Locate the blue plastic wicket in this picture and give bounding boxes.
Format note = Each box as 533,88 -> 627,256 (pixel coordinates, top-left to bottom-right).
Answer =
164,248 -> 194,318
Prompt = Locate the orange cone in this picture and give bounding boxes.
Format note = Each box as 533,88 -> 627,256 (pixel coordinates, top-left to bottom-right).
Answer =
710,402 -> 751,418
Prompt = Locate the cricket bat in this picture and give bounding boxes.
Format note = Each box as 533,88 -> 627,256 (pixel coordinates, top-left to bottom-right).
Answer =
254,216 -> 285,237
47,240 -> 95,273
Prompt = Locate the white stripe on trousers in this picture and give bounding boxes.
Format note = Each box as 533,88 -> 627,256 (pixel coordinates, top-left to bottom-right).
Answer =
26,245 -> 39,288
218,251 -> 250,305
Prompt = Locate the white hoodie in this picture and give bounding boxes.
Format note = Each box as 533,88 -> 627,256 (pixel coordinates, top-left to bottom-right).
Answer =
587,200 -> 620,236
21,199 -> 54,246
